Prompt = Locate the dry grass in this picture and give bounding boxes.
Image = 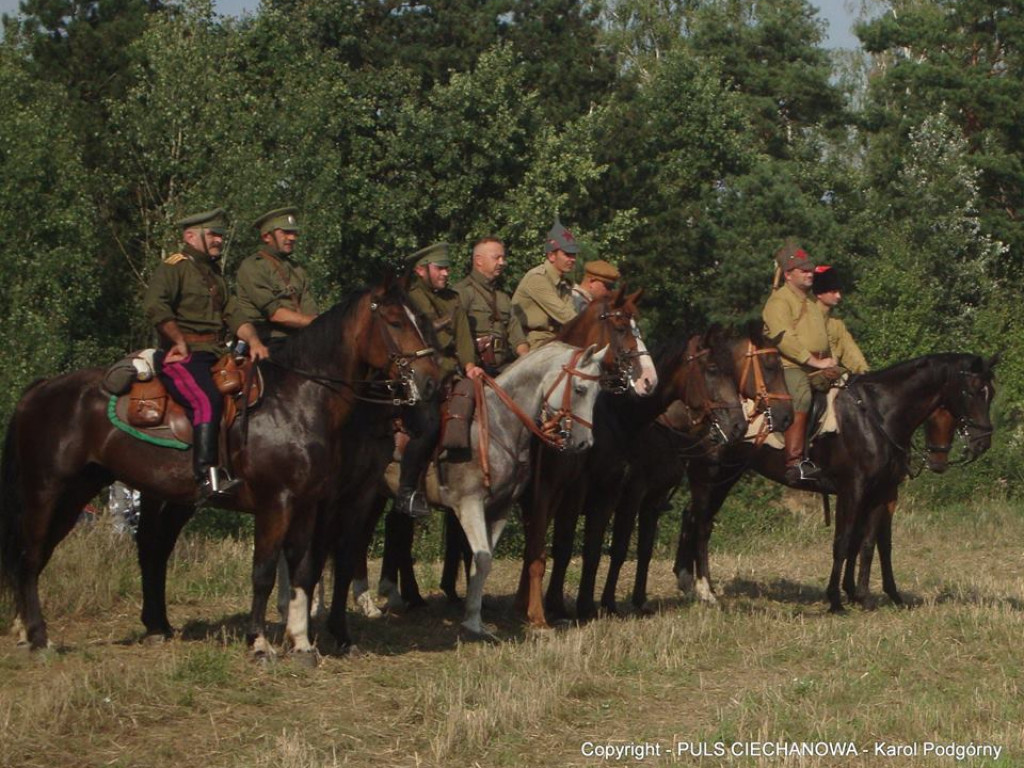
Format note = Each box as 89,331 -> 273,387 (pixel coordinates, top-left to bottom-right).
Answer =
1,496 -> 1023,767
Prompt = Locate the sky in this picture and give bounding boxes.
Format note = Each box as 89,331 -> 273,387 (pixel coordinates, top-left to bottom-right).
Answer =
0,0 -> 864,50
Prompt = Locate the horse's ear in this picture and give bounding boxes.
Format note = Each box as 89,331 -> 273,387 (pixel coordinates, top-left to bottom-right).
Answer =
580,342 -> 607,368
611,286 -> 626,307
703,322 -> 723,346
766,329 -> 784,348
685,333 -> 703,356
626,288 -> 644,307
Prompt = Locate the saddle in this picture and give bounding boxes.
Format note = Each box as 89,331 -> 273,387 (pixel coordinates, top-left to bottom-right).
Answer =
109,352 -> 262,447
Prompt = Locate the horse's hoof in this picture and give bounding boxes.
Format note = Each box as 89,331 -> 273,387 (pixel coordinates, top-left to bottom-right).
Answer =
354,591 -> 383,620
289,649 -> 321,669
459,624 -> 501,644
828,604 -> 847,615
676,571 -> 695,593
142,632 -> 170,647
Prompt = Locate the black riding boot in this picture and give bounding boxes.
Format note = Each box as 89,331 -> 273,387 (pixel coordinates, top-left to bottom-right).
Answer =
396,401 -> 439,518
193,423 -> 240,504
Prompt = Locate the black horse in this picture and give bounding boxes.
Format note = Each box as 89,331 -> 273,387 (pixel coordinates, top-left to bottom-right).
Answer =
674,353 -> 997,613
1,281 -> 440,655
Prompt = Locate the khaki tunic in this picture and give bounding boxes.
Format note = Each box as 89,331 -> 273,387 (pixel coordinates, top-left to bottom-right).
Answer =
762,283 -> 831,370
407,275 -> 476,379
143,244 -> 246,355
822,310 -> 869,374
455,270 -> 526,370
511,261 -> 577,349
235,248 -> 319,341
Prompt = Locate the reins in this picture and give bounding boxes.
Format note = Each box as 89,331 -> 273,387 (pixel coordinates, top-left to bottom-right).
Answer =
473,347 -> 601,488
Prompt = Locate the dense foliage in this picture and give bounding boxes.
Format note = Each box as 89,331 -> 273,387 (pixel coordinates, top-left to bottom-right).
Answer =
0,0 -> 1018,491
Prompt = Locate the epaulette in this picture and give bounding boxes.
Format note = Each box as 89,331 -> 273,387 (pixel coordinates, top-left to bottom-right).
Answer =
163,253 -> 188,265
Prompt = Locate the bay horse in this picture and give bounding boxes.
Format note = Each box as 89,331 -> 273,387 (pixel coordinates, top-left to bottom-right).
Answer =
0,280 -> 440,655
599,327 -> 793,614
532,326 -> 753,626
348,289 -> 657,617
674,353 -> 997,613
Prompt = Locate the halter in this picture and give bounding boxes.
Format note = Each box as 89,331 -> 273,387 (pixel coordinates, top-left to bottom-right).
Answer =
473,347 -> 601,488
738,341 -> 792,444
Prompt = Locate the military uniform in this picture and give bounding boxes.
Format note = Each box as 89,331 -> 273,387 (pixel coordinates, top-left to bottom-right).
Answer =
407,275 -> 476,379
455,269 -> 526,374
144,244 -> 248,356
763,281 -> 831,412
824,313 -> 868,374
236,208 -> 319,347
143,208 -> 248,499
512,260 -> 577,349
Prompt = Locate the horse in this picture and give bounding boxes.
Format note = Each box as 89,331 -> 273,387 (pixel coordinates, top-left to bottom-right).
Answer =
379,340 -> 609,638
598,327 -> 794,614
674,353 -> 997,614
531,326 -> 753,626
839,405 -> 965,608
347,289 -> 658,617
0,280 -> 441,655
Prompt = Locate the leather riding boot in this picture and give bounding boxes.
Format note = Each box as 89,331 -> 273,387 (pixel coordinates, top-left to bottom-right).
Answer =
193,423 -> 240,503
396,437 -> 432,519
783,411 -> 822,483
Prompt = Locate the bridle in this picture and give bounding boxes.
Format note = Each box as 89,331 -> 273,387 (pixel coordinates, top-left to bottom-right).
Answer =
367,299 -> 437,405
266,295 -> 436,406
739,340 -> 792,444
474,347 -> 601,487
597,310 -> 650,394
659,344 -> 743,449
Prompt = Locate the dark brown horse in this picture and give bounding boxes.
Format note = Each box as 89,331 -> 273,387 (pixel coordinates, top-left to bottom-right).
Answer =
528,326 -> 754,626
599,328 -> 793,613
0,281 -> 440,655
348,289 -> 658,618
674,353 -> 997,613
839,405 -> 963,608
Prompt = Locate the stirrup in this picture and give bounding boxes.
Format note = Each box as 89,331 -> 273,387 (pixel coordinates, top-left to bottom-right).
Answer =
396,488 -> 431,519
197,467 -> 241,504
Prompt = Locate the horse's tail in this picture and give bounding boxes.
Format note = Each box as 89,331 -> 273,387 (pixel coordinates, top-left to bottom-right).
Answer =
0,379 -> 43,601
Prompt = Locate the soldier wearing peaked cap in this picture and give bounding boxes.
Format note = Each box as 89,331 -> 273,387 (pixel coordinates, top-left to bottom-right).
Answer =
235,207 -> 320,353
511,215 -> 580,350
572,258 -> 620,313
398,242 -> 482,518
142,208 -> 269,503
762,238 -> 837,487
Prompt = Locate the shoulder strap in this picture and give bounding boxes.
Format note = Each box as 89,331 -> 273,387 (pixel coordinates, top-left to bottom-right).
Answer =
259,250 -> 300,310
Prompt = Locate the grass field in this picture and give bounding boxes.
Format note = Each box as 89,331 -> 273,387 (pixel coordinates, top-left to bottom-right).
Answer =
1,490 -> 1022,768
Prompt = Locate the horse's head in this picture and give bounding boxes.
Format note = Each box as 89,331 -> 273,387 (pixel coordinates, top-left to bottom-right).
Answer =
559,288 -> 657,397
923,406 -> 956,474
538,342 -> 607,452
942,353 -> 998,461
361,276 -> 441,405
736,325 -> 794,434
657,331 -> 745,456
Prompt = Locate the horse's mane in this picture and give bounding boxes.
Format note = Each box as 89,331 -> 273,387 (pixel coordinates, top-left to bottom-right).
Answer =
852,353 -> 976,387
271,288 -> 369,373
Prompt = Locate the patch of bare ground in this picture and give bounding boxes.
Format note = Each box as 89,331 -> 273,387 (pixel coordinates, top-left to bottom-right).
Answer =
1,498 -> 1022,767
